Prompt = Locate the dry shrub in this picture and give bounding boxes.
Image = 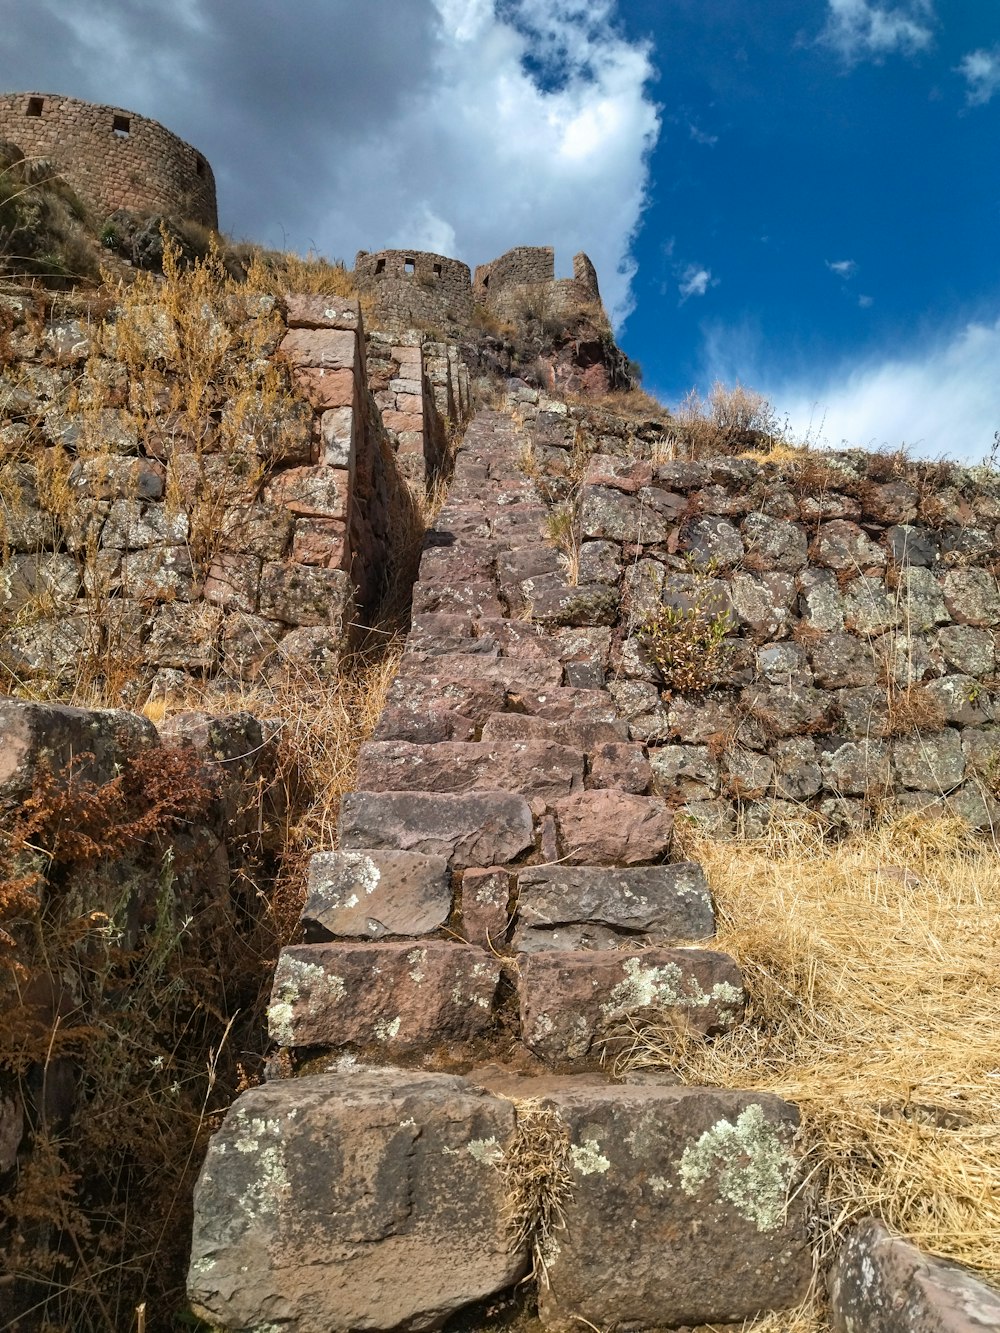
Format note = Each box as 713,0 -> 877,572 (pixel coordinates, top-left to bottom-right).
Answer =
501,1099 -> 573,1286
0,740 -> 276,1331
617,813 -> 1000,1285
881,683 -> 947,737
637,600 -> 732,692
674,381 -> 781,458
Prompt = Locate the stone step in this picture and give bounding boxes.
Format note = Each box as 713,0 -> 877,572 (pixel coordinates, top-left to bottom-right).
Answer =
513,862 -> 715,952
356,739 -> 585,799
830,1219 -> 1000,1333
547,789 -> 674,864
406,612 -> 498,655
189,1067 -> 810,1333
188,1069 -> 526,1332
479,712 -> 627,745
398,651 -> 564,692
410,580 -> 504,618
382,672 -> 507,726
372,703 -> 478,743
268,940 -> 500,1050
339,789 -> 535,868
301,849 -> 451,940
518,946 -> 745,1066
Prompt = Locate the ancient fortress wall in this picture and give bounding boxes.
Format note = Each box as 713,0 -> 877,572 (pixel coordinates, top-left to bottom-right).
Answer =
474,246 -> 605,323
354,248 -> 474,332
355,245 -> 607,333
0,92 -> 217,228
0,288 -> 469,694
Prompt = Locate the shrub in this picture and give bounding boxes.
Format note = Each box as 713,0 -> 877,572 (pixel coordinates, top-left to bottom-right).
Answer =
637,599 -> 732,692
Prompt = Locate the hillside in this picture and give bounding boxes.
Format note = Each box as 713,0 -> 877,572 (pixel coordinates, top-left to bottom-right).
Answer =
0,96 -> 999,1333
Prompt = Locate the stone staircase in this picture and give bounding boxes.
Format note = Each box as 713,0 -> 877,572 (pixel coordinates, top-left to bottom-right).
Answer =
187,408 -> 814,1330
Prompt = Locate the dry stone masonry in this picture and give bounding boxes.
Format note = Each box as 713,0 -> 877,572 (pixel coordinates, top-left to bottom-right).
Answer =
3,222 -> 999,1328
0,287 -> 468,692
0,92 -> 217,228
189,387 -> 1000,1331
188,408 -> 814,1330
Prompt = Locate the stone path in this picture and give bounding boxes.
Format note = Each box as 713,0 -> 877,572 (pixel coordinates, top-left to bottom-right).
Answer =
186,409 -> 814,1330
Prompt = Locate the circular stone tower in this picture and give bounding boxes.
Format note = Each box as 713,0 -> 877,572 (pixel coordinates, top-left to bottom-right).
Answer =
0,92 -> 218,228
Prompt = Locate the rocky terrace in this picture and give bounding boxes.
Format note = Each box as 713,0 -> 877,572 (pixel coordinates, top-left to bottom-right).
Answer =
187,399 -> 1000,1333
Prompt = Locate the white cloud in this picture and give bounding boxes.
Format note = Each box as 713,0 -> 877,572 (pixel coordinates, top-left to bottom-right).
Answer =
826,258 -> 858,277
858,294 -> 874,308
772,317 -> 1000,462
820,0 -> 934,64
0,0 -> 660,326
957,46 -> 1000,106
689,123 -> 718,146
678,265 -> 713,302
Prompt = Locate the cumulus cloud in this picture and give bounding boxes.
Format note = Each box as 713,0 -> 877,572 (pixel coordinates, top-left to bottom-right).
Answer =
826,259 -> 858,277
819,0 -> 934,64
0,0 -> 660,324
678,265 -> 713,302
957,47 -> 1000,106
772,318 -> 1000,463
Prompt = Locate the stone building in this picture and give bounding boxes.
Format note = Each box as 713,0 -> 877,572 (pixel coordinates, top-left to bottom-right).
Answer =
0,92 -> 217,228
353,249 -> 474,333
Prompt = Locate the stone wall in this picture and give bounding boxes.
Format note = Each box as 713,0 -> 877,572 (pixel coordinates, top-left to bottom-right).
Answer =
0,289 -> 400,695
550,414 -> 1000,832
353,248 -> 474,334
367,331 -> 471,487
0,92 -> 217,228
473,246 -> 604,324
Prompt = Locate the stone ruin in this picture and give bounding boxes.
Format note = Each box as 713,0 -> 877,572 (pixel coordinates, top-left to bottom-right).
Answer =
0,91 -> 217,229
2,232 -> 1000,1331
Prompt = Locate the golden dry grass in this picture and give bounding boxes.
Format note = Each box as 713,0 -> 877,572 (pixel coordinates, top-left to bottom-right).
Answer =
618,813 -> 1000,1296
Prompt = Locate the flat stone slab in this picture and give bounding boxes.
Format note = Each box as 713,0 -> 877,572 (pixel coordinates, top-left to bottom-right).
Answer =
475,1073 -> 811,1331
339,790 -> 534,869
356,739 -> 585,799
550,790 -> 674,863
513,863 -> 715,952
398,651 -> 564,691
479,713 -> 627,745
268,941 -> 501,1050
301,849 -> 451,939
518,948 -> 745,1065
188,1068 -> 527,1333
830,1219 -> 1000,1333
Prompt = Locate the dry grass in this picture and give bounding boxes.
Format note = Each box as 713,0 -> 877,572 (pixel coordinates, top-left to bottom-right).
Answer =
501,1099 -> 573,1287
616,813 -> 1000,1288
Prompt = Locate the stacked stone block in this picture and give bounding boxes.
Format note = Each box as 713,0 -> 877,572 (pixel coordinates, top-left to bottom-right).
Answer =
189,408 -> 812,1331
0,291 -> 399,689
353,248 -> 474,333
0,92 -> 217,228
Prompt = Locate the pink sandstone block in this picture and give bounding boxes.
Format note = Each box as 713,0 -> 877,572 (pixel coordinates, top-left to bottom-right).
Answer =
283,294 -> 361,330
291,366 -> 356,410
279,328 -> 357,370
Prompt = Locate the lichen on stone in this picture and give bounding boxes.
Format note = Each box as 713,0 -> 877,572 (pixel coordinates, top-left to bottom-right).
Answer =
570,1138 -> 610,1176
267,955 -> 346,1044
677,1102 -> 796,1232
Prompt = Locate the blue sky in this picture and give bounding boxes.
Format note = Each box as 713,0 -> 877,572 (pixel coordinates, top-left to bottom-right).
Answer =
2,0 -> 997,460
616,0 -> 1000,460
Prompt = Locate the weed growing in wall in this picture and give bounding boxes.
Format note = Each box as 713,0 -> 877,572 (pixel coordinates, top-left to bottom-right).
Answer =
638,597 -> 732,693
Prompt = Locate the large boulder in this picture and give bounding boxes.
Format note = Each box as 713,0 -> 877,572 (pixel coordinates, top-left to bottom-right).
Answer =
189,1068 -> 528,1331
830,1219 -> 1000,1332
